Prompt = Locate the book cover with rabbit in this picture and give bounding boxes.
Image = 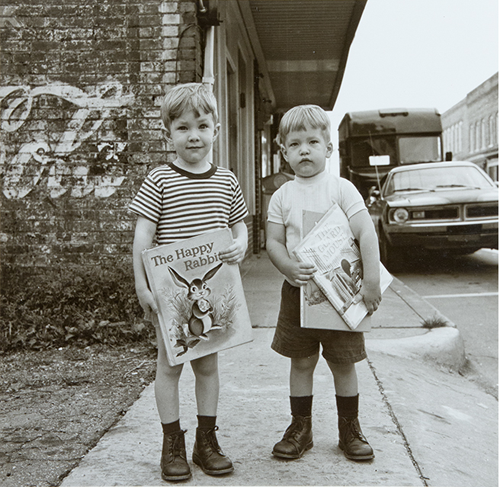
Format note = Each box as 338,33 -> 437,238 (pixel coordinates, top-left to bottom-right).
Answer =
142,228 -> 253,366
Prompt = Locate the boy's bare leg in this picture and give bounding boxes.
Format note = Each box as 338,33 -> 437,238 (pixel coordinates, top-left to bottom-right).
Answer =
155,327 -> 183,423
191,353 -> 233,475
191,353 -> 219,416
327,360 -> 374,461
326,362 -> 358,396
289,353 -> 319,395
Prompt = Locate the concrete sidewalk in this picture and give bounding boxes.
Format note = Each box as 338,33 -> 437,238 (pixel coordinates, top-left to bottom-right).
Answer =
61,254 -> 498,487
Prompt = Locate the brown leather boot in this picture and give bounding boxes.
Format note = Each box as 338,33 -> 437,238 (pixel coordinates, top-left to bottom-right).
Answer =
338,416 -> 374,461
192,426 -> 234,476
272,415 -> 313,459
160,429 -> 191,481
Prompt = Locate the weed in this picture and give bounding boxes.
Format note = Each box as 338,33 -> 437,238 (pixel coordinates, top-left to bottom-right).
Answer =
421,315 -> 449,329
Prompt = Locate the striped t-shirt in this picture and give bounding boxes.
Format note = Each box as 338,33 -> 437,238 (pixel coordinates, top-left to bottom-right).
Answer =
129,163 -> 248,245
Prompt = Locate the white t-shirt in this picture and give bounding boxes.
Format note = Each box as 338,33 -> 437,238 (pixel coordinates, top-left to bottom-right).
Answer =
267,171 -> 367,258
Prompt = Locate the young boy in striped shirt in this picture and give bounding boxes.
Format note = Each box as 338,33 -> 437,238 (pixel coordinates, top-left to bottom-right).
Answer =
130,83 -> 248,482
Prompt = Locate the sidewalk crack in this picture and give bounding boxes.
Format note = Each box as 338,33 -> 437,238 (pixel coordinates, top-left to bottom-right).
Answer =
367,357 -> 430,487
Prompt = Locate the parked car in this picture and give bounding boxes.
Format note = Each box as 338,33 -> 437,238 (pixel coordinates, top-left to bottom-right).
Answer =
366,161 -> 498,268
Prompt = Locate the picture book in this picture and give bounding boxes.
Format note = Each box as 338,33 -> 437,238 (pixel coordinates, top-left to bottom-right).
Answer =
294,205 -> 393,330
142,228 -> 253,366
298,210 -> 371,332
300,276 -> 372,332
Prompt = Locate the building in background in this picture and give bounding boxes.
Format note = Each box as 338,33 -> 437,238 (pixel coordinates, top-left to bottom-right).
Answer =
442,72 -> 498,180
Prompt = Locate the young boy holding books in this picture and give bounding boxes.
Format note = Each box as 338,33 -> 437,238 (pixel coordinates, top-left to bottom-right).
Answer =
130,83 -> 248,481
266,104 -> 381,462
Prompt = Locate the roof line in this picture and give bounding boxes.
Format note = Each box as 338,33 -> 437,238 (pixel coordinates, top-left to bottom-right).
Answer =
328,0 -> 367,110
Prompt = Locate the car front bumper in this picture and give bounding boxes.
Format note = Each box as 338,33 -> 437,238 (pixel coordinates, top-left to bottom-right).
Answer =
385,220 -> 498,250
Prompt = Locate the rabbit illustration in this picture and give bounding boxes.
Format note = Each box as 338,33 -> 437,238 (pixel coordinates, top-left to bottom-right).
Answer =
168,263 -> 224,339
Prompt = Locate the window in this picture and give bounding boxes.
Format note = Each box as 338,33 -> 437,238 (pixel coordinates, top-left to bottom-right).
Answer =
476,121 -> 481,152
482,118 -> 488,148
385,165 -> 495,196
398,136 -> 442,163
491,114 -> 498,146
350,136 -> 397,168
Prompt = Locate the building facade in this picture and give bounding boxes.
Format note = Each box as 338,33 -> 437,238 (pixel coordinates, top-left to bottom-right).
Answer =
442,72 -> 498,180
0,0 -> 366,269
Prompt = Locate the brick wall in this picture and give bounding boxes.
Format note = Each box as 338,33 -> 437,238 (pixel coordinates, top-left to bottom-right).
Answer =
0,0 -> 203,268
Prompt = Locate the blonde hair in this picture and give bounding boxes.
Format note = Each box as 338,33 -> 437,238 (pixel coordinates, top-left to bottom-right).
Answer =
160,83 -> 218,132
277,105 -> 331,146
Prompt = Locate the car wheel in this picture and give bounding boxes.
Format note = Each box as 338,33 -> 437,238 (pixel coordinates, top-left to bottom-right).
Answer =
379,229 -> 400,271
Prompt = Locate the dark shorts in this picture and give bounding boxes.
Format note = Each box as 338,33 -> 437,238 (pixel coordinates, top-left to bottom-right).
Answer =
271,280 -> 367,364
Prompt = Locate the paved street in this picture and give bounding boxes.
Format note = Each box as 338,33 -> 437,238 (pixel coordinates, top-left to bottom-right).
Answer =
394,248 -> 498,397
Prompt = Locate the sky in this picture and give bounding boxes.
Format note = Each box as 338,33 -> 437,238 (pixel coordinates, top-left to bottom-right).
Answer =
327,0 -> 499,171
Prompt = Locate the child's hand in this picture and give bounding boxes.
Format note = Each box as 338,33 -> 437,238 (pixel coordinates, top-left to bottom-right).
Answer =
137,288 -> 158,318
361,281 -> 382,315
219,240 -> 246,265
285,261 -> 316,286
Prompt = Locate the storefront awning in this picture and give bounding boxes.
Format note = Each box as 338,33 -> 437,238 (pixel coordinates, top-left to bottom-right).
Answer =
240,0 -> 367,112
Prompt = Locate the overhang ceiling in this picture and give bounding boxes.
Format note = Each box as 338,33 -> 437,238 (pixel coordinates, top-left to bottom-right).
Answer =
239,0 -> 367,112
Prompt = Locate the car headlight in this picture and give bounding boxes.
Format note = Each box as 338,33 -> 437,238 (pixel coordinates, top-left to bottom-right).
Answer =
391,208 -> 409,223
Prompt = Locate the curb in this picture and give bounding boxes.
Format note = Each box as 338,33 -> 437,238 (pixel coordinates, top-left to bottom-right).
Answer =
388,277 -> 454,326
367,277 -> 466,371
241,256 -> 467,371
366,326 -> 466,371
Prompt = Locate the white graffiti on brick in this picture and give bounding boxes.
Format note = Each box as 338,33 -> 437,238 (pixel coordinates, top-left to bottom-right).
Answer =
0,82 -> 134,199
0,6 -> 24,29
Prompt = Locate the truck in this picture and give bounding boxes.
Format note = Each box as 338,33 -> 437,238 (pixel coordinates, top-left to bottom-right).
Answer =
338,108 -> 444,198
